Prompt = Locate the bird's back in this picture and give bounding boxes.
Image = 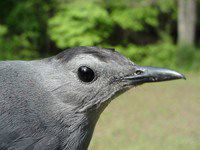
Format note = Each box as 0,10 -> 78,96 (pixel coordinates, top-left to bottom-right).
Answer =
0,61 -> 62,149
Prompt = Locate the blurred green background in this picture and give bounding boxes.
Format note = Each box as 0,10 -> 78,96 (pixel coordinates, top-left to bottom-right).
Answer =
0,0 -> 200,71
0,0 -> 199,149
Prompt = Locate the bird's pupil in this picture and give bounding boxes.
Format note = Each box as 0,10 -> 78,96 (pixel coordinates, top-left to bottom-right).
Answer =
78,66 -> 95,82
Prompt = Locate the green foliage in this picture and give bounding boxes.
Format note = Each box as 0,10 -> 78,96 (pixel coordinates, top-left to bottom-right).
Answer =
0,25 -> 38,60
116,43 -> 177,69
49,0 -> 112,48
6,1 -> 40,34
0,0 -> 54,60
49,0 -> 162,48
0,0 -> 199,72
157,0 -> 177,14
117,43 -> 200,71
177,46 -> 200,71
0,25 -> 8,36
111,5 -> 158,31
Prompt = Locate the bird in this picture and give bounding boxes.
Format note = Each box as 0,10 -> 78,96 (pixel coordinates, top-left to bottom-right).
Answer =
0,46 -> 185,150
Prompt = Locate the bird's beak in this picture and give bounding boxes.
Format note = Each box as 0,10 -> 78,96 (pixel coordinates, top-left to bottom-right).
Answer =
123,66 -> 186,85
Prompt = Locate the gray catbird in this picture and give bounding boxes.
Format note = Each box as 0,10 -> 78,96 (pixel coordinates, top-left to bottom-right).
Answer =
0,46 -> 185,150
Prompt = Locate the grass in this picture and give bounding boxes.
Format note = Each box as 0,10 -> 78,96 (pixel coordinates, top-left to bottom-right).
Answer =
89,73 -> 200,150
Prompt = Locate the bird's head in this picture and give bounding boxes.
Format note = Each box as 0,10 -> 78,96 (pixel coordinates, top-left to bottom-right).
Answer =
52,46 -> 185,115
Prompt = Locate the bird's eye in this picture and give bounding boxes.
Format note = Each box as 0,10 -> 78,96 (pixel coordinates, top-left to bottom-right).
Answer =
78,66 -> 95,83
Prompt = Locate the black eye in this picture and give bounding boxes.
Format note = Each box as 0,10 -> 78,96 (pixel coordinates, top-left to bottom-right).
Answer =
78,66 -> 95,83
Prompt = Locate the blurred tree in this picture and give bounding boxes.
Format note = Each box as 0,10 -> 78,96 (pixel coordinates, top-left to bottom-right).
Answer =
178,0 -> 197,46
48,0 -> 112,48
0,0 -> 199,71
0,0 -> 56,58
49,0 -> 174,48
108,0 -> 159,45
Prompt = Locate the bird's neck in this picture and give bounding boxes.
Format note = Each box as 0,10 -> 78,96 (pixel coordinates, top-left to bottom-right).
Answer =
58,99 -> 110,150
59,110 -> 101,150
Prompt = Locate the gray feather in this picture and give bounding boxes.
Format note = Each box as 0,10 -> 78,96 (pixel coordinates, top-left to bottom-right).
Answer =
0,46 -> 183,149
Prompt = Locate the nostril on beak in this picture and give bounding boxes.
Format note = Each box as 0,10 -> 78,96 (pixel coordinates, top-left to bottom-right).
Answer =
135,70 -> 143,75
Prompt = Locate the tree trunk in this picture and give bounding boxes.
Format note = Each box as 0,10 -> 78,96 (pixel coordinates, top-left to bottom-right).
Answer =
178,0 -> 197,46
